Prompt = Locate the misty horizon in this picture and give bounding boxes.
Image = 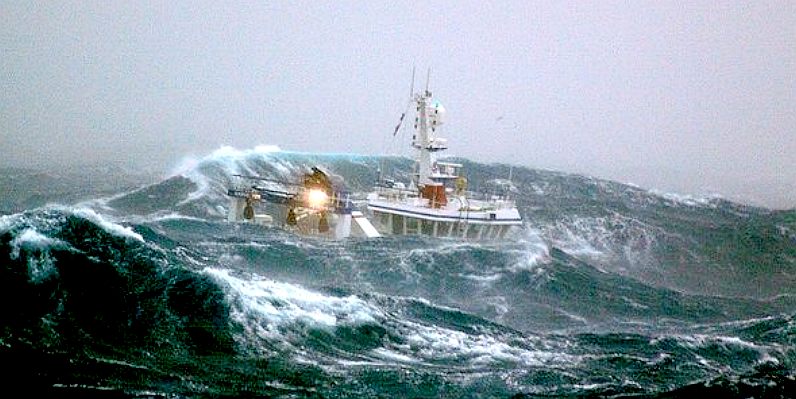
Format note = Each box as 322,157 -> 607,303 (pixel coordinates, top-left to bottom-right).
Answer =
1,143 -> 792,211
2,2 -> 794,209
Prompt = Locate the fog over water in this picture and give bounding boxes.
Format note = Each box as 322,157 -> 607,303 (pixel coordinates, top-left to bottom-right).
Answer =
2,2 -> 794,208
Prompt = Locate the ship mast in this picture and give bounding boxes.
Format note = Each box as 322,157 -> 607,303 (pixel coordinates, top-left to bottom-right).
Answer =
414,90 -> 433,185
412,68 -> 446,187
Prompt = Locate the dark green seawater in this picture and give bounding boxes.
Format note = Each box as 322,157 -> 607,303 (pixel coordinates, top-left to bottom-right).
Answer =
1,148 -> 794,398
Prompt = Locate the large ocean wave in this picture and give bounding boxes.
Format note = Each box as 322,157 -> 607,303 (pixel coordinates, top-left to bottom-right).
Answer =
1,147 -> 794,397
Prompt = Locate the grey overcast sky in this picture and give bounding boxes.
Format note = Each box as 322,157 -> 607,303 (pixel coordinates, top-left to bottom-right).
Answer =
1,1 -> 794,208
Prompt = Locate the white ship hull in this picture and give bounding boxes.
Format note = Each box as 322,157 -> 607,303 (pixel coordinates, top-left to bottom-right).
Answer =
366,195 -> 522,240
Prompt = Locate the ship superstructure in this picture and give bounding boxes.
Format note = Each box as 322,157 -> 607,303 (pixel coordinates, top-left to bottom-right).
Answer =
366,83 -> 523,240
227,167 -> 380,239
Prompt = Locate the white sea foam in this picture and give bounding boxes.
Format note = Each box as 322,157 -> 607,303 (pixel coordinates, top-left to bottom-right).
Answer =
459,273 -> 502,283
758,352 -> 780,365
546,218 -> 609,260
0,213 -> 23,233
169,145 -> 282,177
508,228 -> 550,272
143,212 -> 207,223
394,321 -> 576,367
371,348 -> 418,363
569,382 -> 612,391
619,295 -> 649,310
9,228 -> 62,282
72,207 -> 143,242
207,267 -> 577,368
541,213 -> 663,274
670,334 -> 766,351
2,206 -> 143,243
171,145 -> 292,207
525,241 -> 551,267
655,333 -> 785,369
555,309 -> 589,325
9,228 -> 58,259
205,267 -> 380,335
648,189 -> 721,207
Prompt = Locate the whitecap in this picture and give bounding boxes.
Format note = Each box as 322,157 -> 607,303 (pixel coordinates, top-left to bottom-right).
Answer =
72,207 -> 143,242
205,267 -> 381,336
9,228 -> 63,282
9,228 -> 59,259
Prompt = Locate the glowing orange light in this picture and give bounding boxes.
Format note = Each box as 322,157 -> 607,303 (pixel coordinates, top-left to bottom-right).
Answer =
306,189 -> 329,209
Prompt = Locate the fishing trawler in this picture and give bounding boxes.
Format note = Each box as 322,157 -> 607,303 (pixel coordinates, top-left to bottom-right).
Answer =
366,78 -> 523,240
